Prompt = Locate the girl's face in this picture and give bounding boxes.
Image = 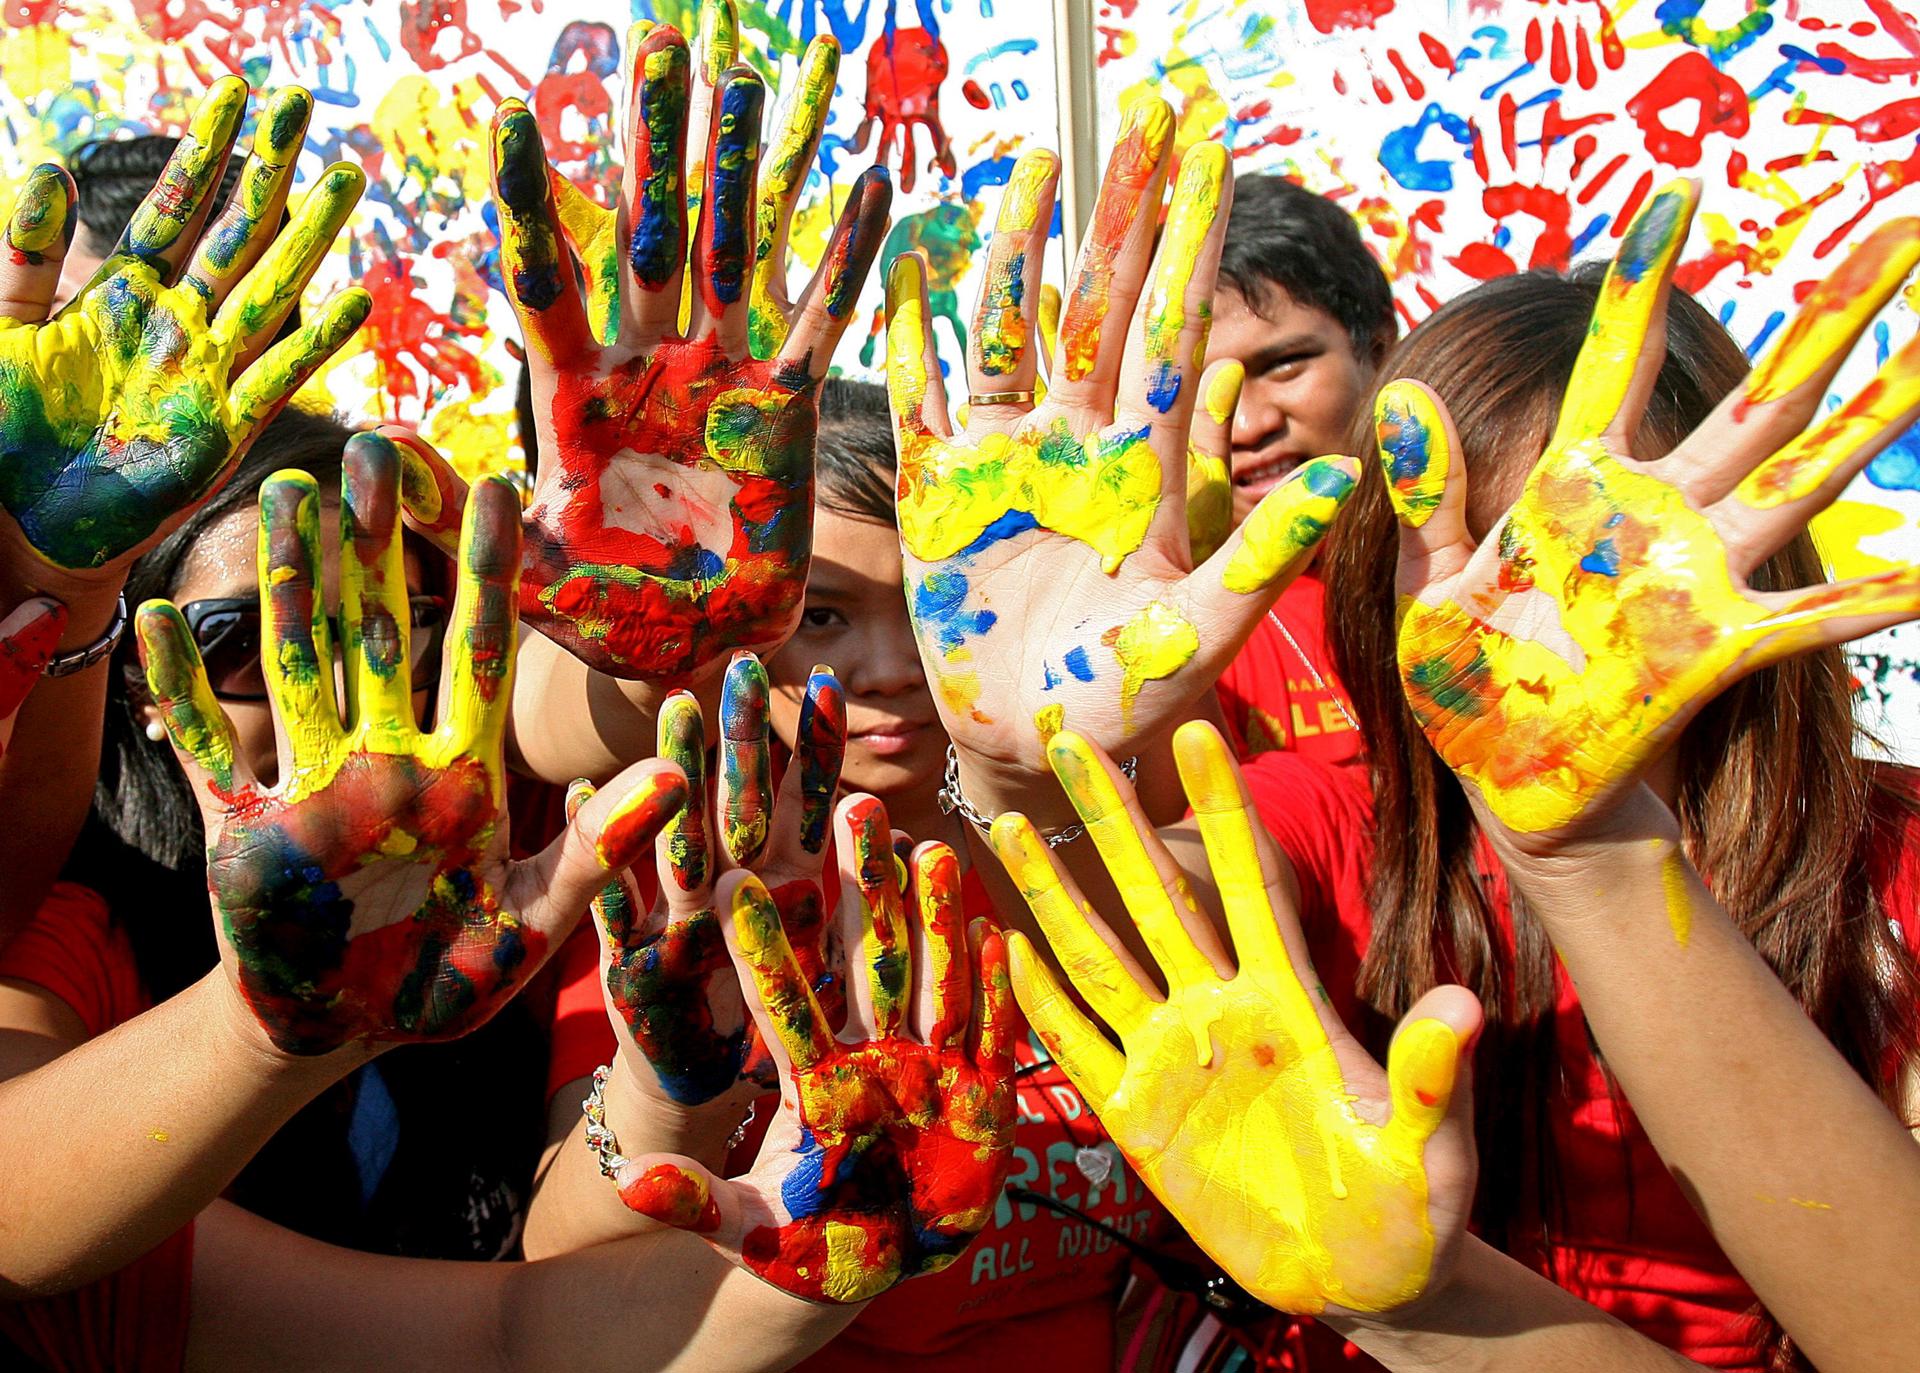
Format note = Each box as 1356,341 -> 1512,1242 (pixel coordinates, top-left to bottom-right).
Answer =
768,506 -> 947,805
141,498 -> 436,788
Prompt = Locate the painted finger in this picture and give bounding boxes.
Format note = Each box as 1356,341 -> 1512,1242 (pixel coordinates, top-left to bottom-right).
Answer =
716,652 -> 773,864
211,162 -> 365,358
135,599 -> 245,801
385,425 -> 468,557
1117,141 -> 1231,492
1048,96 -> 1175,413
964,148 -> 1060,414
433,475 -> 522,761
0,164 -> 77,324
1549,179 -> 1698,450
255,469 -> 343,777
566,777 -> 645,949
0,597 -> 65,757
513,757 -> 690,944
1046,730 -> 1219,992
1185,360 -> 1242,565
793,665 -> 846,857
913,841 -> 969,1049
492,99 -> 593,365
719,868 -> 833,1072
339,433 -> 417,736
226,287 -> 372,441
1370,379 -> 1477,602
1036,281 -> 1061,390
611,1153 -> 728,1238
111,76 -> 248,280
618,24 -> 693,341
550,171 -> 621,346
987,811 -> 1154,1037
1381,987 -> 1478,1156
837,793 -> 911,1038
655,690 -> 713,908
677,0 -> 741,337
776,164 -> 893,379
750,36 -> 840,357
1682,217 -> 1920,506
1006,931 -> 1123,1110
970,917 -> 1019,1073
1170,720 -> 1297,976
183,87 -> 313,310
885,251 -> 955,441
1750,567 -> 1920,663
1732,327 -> 1920,537
688,65 -> 765,349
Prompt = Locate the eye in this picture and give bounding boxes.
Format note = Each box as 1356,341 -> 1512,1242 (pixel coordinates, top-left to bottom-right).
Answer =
1265,352 -> 1315,379
800,606 -> 847,631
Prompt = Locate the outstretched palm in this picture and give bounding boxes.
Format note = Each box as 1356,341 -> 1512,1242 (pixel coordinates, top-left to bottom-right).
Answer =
887,105 -> 1355,779
139,436 -> 686,1054
611,813 -> 1017,1304
1001,724 -> 1476,1316
492,21 -> 889,682
1384,184 -> 1920,838
0,79 -> 367,576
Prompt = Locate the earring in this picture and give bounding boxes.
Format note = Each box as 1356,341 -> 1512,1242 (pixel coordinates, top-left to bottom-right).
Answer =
145,721 -> 168,743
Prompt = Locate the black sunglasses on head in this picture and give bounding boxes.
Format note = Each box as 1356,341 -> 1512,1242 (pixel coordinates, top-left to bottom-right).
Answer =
177,595 -> 449,702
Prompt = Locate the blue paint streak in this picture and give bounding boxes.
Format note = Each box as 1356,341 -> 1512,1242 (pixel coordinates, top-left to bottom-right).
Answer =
914,570 -> 997,651
1745,310 -> 1787,359
964,37 -> 1039,73
1064,646 -> 1094,682
1480,60 -> 1535,100
958,507 -> 1040,558
1569,213 -> 1609,258
1379,105 -> 1476,194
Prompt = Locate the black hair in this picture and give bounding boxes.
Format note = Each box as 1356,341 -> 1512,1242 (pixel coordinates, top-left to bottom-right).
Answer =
515,359 -> 540,482
68,133 -> 249,256
1218,174 -> 1397,365
815,377 -> 895,525
75,407 -> 357,1002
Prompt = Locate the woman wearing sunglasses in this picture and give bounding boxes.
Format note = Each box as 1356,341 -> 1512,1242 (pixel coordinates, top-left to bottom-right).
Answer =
3,405 -> 558,1274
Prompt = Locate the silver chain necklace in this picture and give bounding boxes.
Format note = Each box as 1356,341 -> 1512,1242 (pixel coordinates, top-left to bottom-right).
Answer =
1266,607 -> 1360,734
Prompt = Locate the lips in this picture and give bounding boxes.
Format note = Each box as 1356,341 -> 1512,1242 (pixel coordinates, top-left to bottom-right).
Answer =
1232,451 -> 1306,492
848,718 -> 932,757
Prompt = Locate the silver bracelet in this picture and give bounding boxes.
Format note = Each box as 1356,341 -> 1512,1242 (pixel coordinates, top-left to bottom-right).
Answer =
42,593 -> 126,678
937,743 -> 1136,849
581,1062 -> 758,1181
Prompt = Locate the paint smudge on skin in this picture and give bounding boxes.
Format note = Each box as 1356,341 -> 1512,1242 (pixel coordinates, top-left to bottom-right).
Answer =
1221,458 -> 1358,594
596,771 -> 692,872
1659,841 -> 1691,947
1375,382 -> 1448,528
796,665 -> 847,854
619,1161 -> 723,1231
846,794 -> 910,1032
720,653 -> 773,863
6,163 -> 73,260
657,691 -> 711,892
999,721 -> 1459,1313
1058,96 -> 1173,383
1033,702 -> 1064,744
1739,323 -> 1920,510
1107,600 -> 1199,722
750,36 -> 839,360
1140,142 -> 1227,413
973,148 -> 1057,379
0,598 -> 63,758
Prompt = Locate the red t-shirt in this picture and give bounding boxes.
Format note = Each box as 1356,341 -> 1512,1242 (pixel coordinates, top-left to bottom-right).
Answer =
1216,574 -> 1363,771
1234,751 -> 1920,1372
546,865 -> 1177,1369
0,884 -> 193,1373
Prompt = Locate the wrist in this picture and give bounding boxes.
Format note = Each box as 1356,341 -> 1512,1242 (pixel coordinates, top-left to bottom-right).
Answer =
202,970 -> 382,1089
605,1047 -> 755,1165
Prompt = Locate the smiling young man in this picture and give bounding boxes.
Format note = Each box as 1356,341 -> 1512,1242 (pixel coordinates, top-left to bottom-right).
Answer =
1206,175 -> 1396,769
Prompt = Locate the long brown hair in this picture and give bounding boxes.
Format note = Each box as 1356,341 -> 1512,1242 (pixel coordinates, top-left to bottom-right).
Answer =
1321,265 -> 1920,1371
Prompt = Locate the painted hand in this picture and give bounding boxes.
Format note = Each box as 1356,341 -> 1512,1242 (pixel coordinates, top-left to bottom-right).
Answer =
613,801 -> 1018,1304
1381,184 -> 1920,840
571,653 -> 847,1108
889,109 -> 1357,783
1001,724 -> 1479,1316
0,80 -> 369,580
488,21 -> 890,682
0,596 -> 64,759
137,433 -> 688,1055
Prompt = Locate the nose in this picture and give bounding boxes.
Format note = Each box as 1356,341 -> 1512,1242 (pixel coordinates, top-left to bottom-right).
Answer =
844,617 -> 929,700
1231,376 -> 1286,450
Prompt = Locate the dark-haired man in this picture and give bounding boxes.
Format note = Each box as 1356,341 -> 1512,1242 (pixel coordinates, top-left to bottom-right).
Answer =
1207,174 -> 1396,769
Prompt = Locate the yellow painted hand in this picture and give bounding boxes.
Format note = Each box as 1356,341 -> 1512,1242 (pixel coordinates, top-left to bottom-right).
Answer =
889,112 -> 1356,779
0,79 -> 369,576
1382,184 -> 1920,838
999,724 -> 1478,1316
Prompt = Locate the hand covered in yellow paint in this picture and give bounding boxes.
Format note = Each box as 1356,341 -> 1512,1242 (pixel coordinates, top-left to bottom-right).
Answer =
1381,184 -> 1920,843
888,109 -> 1357,788
137,432 -> 689,1056
608,805 -> 1018,1305
0,79 -> 369,582
480,18 -> 890,683
999,723 -> 1480,1316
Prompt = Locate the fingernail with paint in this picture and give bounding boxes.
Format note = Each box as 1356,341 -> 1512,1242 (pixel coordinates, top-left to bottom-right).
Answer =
596,771 -> 691,871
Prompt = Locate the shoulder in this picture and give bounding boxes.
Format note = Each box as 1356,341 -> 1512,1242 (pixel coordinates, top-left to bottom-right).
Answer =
0,881 -> 149,1041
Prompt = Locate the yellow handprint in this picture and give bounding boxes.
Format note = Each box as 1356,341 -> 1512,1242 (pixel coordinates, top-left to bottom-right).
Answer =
998,724 -> 1474,1315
